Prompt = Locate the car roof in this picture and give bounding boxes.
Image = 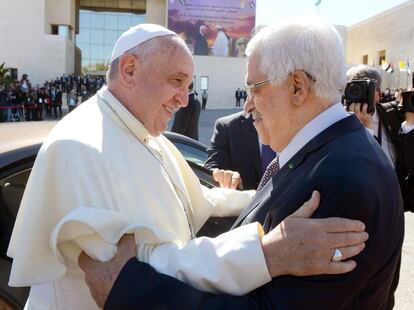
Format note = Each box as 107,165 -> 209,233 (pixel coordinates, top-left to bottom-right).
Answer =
0,121 -> 58,154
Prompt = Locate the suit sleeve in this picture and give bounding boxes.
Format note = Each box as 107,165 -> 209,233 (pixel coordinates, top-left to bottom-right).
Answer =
400,127 -> 414,173
205,119 -> 232,170
105,177 -> 403,309
399,127 -> 414,211
105,258 -> 263,310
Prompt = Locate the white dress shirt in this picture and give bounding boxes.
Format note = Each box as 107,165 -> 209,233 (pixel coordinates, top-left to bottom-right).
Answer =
279,103 -> 349,168
8,86 -> 271,309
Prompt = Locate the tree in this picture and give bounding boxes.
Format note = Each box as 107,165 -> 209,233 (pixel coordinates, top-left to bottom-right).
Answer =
0,62 -> 16,86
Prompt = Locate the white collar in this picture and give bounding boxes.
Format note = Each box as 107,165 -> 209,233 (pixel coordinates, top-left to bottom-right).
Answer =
97,86 -> 152,143
278,103 -> 349,168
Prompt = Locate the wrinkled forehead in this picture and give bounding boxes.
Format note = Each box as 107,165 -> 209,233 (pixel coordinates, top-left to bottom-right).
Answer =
149,46 -> 194,80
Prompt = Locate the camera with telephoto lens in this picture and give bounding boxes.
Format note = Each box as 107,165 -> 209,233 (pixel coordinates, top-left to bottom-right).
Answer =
401,90 -> 414,113
343,79 -> 377,114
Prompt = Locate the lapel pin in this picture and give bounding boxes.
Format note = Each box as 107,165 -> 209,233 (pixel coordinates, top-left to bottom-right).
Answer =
288,163 -> 294,169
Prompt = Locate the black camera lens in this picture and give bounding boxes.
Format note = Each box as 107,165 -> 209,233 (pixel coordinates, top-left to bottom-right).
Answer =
347,83 -> 363,100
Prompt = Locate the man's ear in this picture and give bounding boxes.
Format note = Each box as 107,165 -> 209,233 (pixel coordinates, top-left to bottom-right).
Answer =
291,71 -> 310,106
118,54 -> 140,88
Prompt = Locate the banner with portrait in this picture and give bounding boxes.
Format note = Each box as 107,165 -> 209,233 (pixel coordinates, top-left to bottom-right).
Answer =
167,0 -> 256,57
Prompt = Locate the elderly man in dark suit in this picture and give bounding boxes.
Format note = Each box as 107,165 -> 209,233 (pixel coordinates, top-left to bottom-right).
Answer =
78,20 -> 399,309
205,111 -> 275,190
194,25 -> 209,56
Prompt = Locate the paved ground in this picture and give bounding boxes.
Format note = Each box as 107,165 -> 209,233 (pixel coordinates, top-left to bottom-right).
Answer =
192,108 -> 414,309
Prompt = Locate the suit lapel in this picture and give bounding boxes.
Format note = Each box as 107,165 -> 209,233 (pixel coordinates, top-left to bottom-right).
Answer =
232,115 -> 363,228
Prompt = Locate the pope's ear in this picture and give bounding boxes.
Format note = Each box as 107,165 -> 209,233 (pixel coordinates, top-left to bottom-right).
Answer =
118,54 -> 140,87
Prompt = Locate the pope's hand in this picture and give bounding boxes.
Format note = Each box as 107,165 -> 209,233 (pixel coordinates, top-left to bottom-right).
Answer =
78,234 -> 136,309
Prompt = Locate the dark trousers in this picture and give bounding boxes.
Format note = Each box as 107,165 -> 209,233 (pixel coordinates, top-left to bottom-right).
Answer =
52,104 -> 62,119
202,98 -> 207,110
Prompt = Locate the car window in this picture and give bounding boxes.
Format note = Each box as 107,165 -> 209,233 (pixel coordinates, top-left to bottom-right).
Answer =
0,168 -> 32,309
0,169 -> 31,257
0,169 -> 31,218
173,142 -> 208,167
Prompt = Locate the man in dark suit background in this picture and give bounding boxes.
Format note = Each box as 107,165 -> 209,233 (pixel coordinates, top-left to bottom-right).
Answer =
78,20 -> 398,309
194,25 -> 209,56
205,111 -> 276,190
171,82 -> 201,140
235,88 -> 243,107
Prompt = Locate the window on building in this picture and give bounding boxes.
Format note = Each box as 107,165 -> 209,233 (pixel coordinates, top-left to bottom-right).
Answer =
378,50 -> 386,65
51,25 -> 72,40
362,55 -> 368,65
201,76 -> 209,90
76,10 -> 146,73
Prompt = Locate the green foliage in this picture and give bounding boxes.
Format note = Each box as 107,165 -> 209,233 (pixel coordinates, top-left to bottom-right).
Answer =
0,62 -> 16,86
81,62 -> 108,74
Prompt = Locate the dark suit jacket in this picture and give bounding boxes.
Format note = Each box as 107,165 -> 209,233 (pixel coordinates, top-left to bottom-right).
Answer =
105,115 -> 404,310
205,112 -> 262,190
171,94 -> 201,140
194,33 -> 209,56
376,102 -> 414,212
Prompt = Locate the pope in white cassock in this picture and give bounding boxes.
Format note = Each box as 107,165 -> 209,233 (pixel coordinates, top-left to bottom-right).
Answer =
212,25 -> 230,57
7,24 -> 271,309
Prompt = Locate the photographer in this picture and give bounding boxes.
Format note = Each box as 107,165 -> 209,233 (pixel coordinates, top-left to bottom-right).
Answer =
346,65 -> 414,209
345,65 -> 414,309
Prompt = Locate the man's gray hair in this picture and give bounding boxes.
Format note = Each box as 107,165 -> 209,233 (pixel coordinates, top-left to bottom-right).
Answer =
246,20 -> 346,102
107,35 -> 190,81
346,65 -> 382,89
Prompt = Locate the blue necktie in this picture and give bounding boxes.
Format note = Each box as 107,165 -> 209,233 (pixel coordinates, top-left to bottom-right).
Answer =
261,144 -> 276,173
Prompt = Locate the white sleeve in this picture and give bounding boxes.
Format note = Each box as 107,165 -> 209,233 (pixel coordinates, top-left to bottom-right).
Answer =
401,121 -> 414,134
201,186 -> 256,217
366,127 -> 375,136
139,222 -> 271,295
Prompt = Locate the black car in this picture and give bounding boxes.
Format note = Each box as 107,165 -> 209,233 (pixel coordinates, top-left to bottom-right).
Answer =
0,122 -> 231,309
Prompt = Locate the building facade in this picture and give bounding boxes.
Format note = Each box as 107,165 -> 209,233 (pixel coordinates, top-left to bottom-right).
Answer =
1,0 -> 412,107
347,0 -> 414,89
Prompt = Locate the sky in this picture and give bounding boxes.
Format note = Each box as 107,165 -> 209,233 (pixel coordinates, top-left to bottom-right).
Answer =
256,0 -> 410,26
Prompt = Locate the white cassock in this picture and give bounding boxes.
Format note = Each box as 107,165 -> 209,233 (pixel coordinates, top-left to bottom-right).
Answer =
7,86 -> 271,309
212,30 -> 229,57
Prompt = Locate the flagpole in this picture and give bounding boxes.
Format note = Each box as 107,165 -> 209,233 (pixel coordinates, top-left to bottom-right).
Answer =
397,60 -> 401,88
406,57 -> 410,89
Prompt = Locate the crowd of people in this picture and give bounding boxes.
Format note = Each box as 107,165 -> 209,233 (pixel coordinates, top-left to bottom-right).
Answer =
0,73 -> 106,122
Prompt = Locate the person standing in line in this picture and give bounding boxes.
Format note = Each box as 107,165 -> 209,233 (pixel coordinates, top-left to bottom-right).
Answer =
235,88 -> 243,107
201,89 -> 208,110
67,88 -> 78,113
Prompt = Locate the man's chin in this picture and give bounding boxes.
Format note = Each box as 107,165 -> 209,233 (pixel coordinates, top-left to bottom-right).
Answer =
254,123 -> 270,144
